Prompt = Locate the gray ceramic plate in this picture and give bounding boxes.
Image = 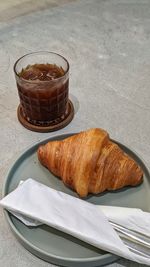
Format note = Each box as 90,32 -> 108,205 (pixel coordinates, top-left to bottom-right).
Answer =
2,134 -> 150,267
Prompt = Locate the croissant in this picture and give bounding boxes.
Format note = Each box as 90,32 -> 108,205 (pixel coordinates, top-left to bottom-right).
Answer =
38,128 -> 143,197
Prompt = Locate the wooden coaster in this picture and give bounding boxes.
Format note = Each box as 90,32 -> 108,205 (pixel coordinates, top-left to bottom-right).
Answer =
17,100 -> 74,132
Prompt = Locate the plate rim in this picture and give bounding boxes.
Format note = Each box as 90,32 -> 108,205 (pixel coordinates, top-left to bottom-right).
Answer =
2,132 -> 150,266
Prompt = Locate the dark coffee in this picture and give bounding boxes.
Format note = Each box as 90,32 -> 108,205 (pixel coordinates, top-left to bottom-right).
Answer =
19,64 -> 65,81
16,63 -> 69,125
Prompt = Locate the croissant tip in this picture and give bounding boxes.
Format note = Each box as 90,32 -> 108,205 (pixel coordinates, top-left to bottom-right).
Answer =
138,173 -> 144,184
38,145 -> 46,166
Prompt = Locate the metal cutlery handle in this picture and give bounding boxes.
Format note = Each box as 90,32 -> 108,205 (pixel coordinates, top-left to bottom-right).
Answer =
123,238 -> 150,258
110,222 -> 150,249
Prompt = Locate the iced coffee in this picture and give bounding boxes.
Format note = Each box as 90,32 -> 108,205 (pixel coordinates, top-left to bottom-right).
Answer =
14,52 -> 69,126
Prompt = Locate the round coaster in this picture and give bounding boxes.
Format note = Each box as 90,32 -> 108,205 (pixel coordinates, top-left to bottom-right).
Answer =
17,100 -> 74,132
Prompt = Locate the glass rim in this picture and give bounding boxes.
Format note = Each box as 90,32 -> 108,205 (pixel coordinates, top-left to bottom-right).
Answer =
13,51 -> 69,84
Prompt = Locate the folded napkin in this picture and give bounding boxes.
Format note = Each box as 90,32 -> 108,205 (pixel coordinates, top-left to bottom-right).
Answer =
0,178 -> 150,265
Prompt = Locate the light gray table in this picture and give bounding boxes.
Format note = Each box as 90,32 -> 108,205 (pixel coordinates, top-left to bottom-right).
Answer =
0,0 -> 150,266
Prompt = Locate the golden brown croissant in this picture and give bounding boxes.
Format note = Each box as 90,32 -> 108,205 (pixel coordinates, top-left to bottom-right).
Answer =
38,128 -> 143,197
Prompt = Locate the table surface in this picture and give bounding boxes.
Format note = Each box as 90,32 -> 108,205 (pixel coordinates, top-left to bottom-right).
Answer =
0,0 -> 150,266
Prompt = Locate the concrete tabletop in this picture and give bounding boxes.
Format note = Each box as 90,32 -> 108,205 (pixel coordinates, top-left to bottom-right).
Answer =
0,0 -> 150,266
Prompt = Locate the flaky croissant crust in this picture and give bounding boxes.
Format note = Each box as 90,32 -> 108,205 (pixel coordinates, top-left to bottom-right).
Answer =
38,128 -> 143,197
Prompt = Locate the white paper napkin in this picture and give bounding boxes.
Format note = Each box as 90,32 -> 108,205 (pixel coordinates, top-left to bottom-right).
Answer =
0,178 -> 150,265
